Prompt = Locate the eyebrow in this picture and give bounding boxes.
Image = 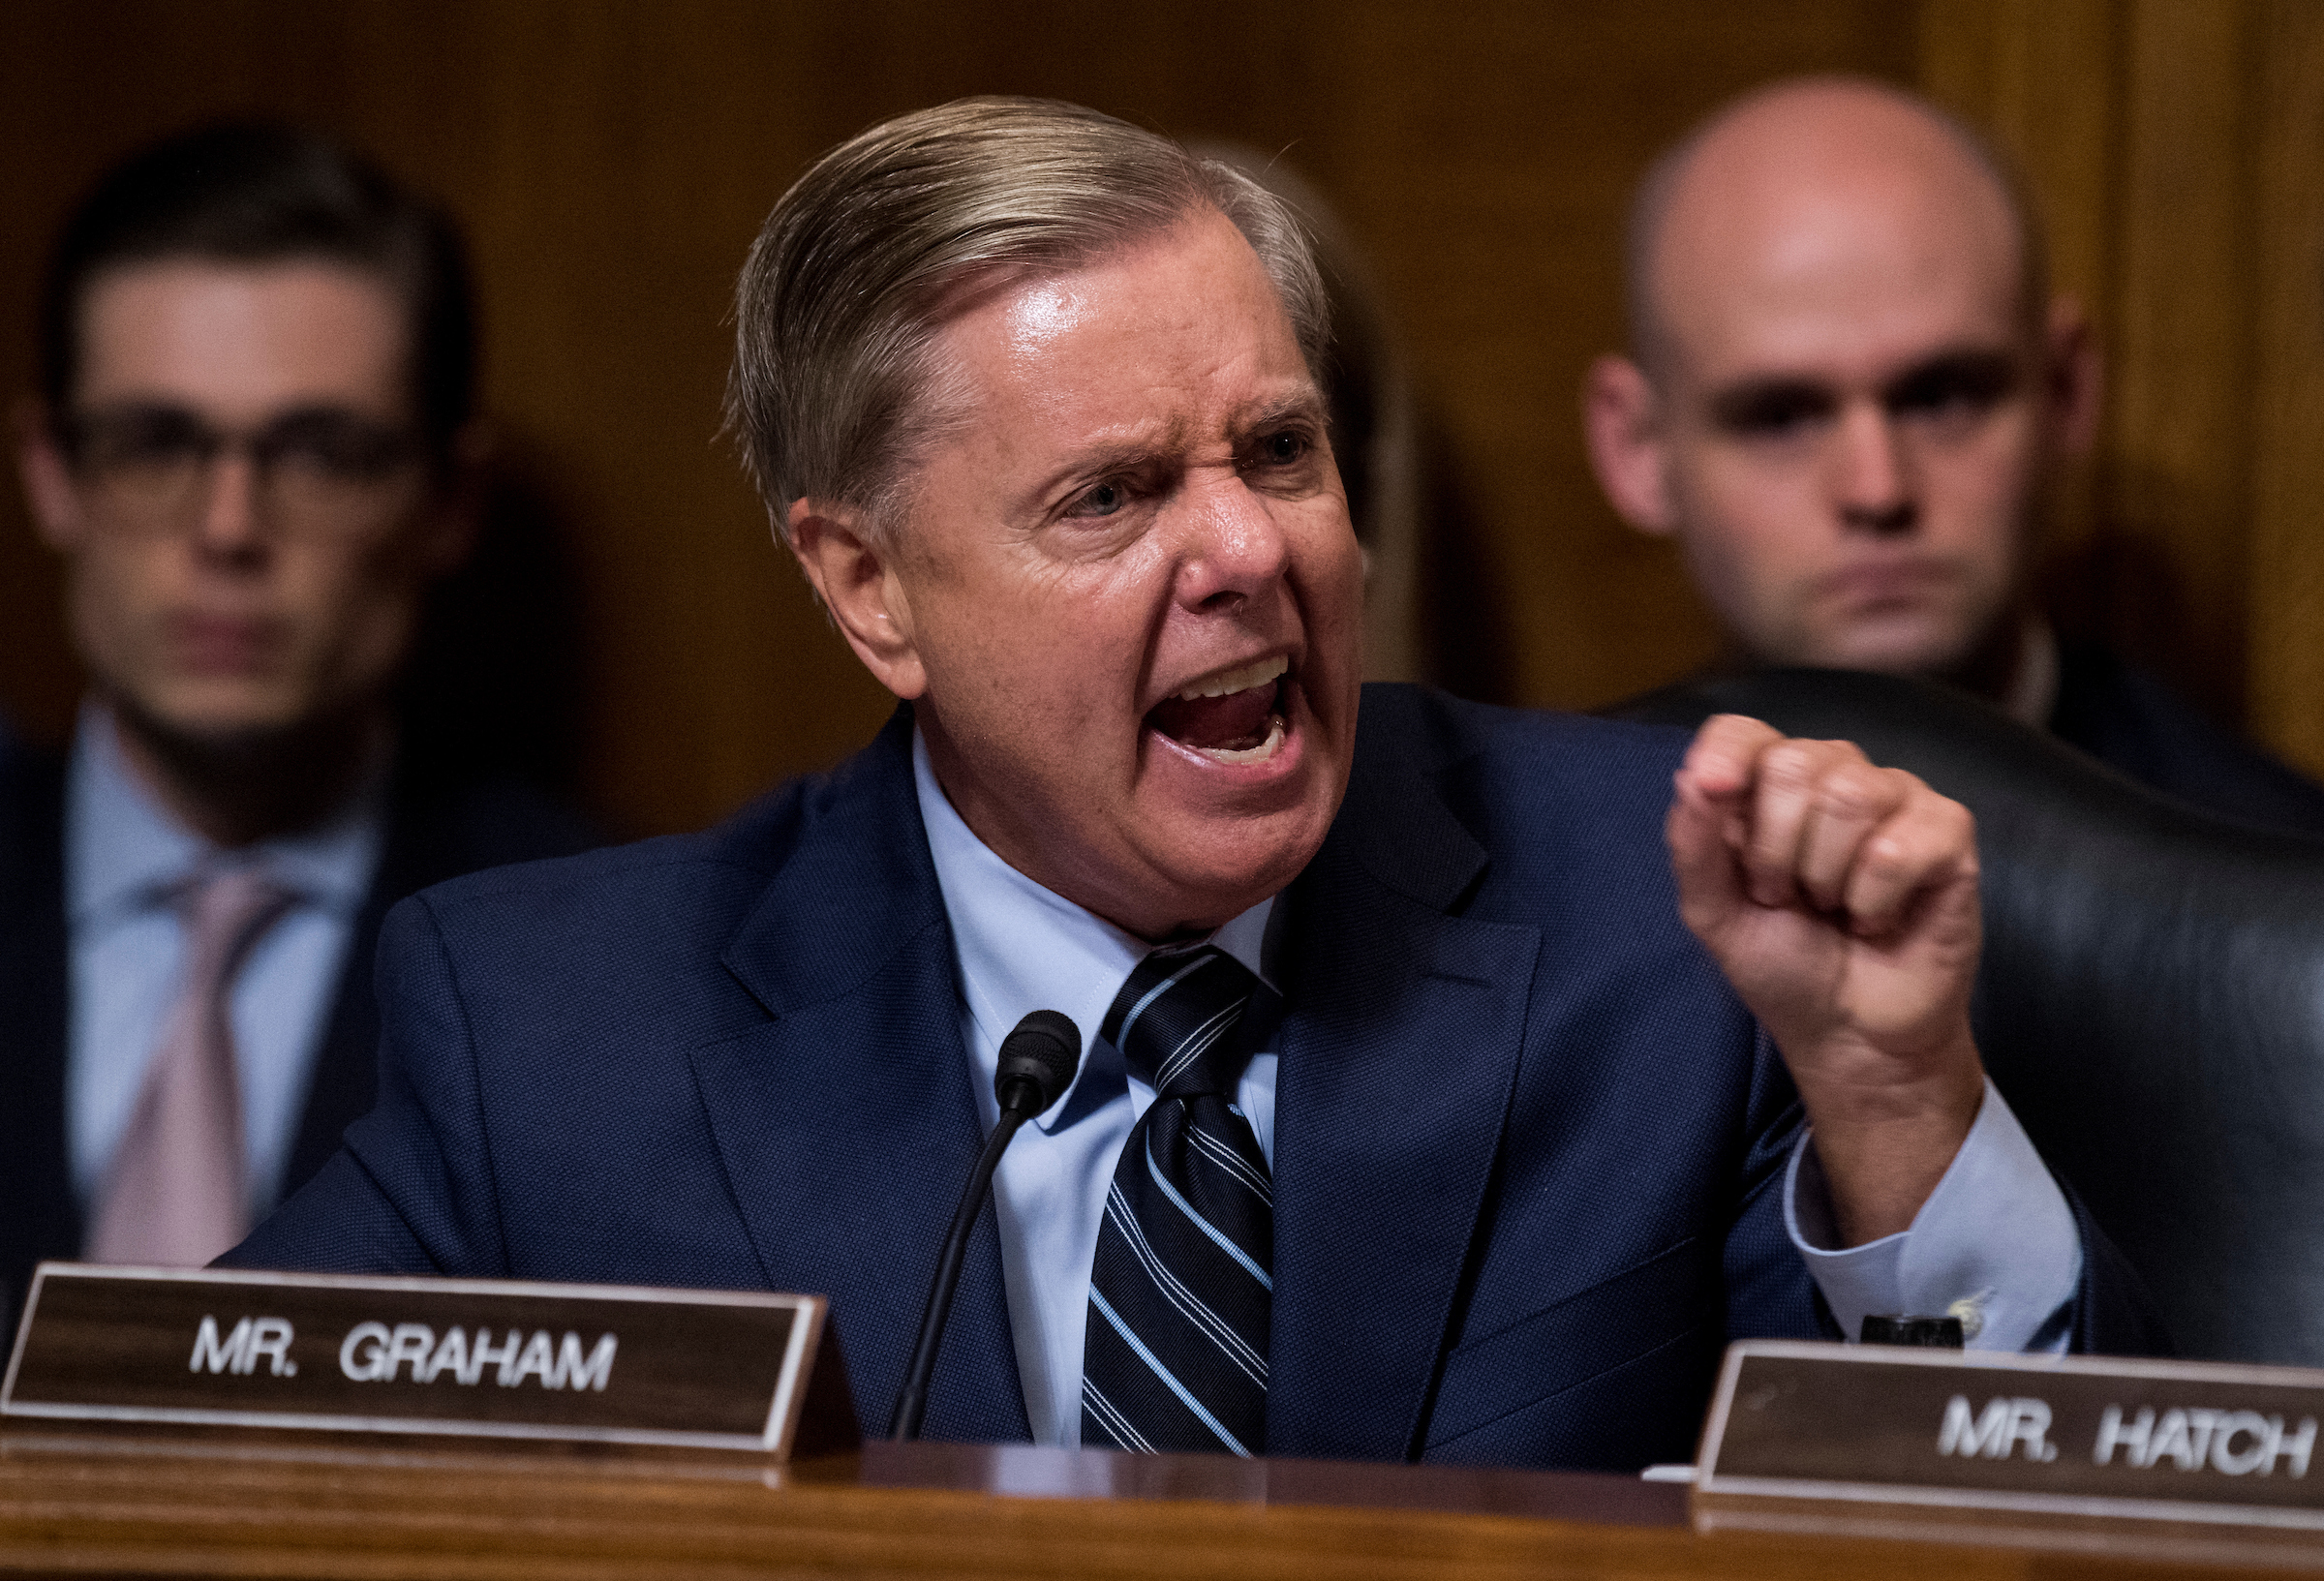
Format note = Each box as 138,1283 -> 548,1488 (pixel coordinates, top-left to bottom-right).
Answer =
1878,348 -> 2022,408
1020,383 -> 1330,510
1233,388 -> 1330,440
71,398 -> 399,429
1702,344 -> 2025,429
1024,423 -> 1189,511
1703,376 -> 1834,431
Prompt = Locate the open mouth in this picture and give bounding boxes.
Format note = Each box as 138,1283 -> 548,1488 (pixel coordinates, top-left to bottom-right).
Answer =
1145,654 -> 1291,765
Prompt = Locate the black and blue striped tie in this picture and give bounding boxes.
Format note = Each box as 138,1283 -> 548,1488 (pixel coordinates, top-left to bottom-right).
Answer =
1081,943 -> 1270,1456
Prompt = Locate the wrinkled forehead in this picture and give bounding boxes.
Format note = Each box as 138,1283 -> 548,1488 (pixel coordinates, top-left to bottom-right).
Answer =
914,213 -> 1321,456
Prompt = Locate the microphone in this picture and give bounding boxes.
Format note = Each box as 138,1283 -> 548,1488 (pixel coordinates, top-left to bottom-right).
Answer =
889,1009 -> 1082,1442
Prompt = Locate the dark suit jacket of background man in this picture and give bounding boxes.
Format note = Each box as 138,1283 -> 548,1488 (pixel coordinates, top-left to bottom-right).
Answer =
226,685 -> 2164,1471
2051,643 -> 2324,837
0,731 -> 596,1332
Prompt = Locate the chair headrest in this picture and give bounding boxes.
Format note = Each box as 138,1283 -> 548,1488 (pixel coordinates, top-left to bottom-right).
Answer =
1609,666 -> 2324,1365
1609,666 -> 2324,874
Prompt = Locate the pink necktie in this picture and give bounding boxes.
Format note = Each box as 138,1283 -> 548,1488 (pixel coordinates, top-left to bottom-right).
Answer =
84,867 -> 294,1267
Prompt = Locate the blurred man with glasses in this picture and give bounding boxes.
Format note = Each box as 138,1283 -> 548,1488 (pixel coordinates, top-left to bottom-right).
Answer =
1,125 -> 593,1323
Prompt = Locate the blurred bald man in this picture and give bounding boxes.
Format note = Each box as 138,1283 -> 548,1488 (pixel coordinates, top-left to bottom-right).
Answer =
1586,76 -> 2324,835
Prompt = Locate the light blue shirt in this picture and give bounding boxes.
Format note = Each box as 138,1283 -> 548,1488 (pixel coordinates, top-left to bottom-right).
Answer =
65,704 -> 386,1220
911,726 -> 2078,1447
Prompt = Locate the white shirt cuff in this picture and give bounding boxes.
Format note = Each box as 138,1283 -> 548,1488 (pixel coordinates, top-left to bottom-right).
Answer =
1783,1078 -> 2080,1352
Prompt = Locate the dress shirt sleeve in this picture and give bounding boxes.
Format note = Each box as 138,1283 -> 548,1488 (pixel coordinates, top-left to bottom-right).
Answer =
1784,1078 -> 2077,1353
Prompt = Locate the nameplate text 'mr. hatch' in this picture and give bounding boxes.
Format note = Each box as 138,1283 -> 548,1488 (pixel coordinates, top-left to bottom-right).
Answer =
1,1264 -> 857,1458
1694,1340 -> 2324,1566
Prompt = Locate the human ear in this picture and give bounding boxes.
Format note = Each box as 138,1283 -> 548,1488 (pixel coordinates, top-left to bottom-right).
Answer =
2042,295 -> 2103,461
786,497 -> 927,699
1582,354 -> 1678,535
15,399 -> 88,554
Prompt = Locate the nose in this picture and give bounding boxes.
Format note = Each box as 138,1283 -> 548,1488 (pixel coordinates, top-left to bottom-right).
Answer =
1173,471 -> 1292,612
1830,403 -> 1917,536
190,450 -> 269,560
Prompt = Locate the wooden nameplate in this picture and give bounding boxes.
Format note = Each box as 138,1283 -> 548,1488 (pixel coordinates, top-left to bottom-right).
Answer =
1,1263 -> 857,1459
1694,1339 -> 2324,1566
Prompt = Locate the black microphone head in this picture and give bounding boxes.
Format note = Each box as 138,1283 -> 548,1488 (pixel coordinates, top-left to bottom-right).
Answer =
995,1010 -> 1082,1114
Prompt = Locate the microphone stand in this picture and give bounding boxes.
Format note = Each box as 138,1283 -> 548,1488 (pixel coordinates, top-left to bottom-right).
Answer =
887,1105 -> 1030,1442
889,1010 -> 1080,1442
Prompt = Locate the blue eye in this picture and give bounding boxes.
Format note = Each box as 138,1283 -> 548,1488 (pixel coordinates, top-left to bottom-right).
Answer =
1076,481 -> 1125,516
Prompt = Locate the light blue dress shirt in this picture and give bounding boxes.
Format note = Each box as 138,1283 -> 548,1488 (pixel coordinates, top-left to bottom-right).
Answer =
910,727 -> 2078,1448
65,704 -> 386,1220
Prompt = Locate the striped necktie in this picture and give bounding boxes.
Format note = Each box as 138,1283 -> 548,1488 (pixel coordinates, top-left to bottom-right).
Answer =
1082,942 -> 1270,1456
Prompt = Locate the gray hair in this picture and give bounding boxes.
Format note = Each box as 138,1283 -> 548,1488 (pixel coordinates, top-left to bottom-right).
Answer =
726,96 -> 1330,546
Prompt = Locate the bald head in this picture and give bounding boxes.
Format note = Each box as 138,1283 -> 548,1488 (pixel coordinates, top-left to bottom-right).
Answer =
1582,76 -> 2100,693
1628,77 -> 2045,380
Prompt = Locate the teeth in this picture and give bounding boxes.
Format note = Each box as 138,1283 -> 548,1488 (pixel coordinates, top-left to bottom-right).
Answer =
1198,715 -> 1287,766
1177,654 -> 1289,702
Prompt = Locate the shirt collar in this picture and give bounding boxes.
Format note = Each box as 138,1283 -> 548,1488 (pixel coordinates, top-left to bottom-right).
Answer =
66,700 -> 389,925
911,724 -> 1276,1130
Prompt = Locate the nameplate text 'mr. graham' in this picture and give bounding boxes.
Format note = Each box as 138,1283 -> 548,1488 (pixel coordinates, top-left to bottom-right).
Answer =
1,1263 -> 856,1458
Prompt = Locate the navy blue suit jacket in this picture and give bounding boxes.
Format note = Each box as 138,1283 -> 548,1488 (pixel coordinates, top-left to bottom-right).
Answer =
2049,642 -> 2324,837
228,685 -> 2161,1469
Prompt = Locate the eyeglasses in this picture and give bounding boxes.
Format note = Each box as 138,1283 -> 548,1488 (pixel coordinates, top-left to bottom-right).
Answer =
57,403 -> 429,536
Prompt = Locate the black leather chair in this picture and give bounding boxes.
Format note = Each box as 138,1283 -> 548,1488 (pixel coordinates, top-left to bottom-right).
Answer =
1610,668 -> 2324,1365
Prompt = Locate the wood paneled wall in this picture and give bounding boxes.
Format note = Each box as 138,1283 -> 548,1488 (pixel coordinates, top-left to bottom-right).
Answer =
3,1 -> 2319,834
1924,0 -> 2324,773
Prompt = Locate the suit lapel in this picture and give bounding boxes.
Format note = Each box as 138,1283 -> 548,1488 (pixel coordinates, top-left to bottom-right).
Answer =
287,768 -> 601,1199
691,710 -> 1029,1444
1268,728 -> 1541,1461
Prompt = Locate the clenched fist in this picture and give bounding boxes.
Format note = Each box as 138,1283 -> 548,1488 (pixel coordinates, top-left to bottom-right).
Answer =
1668,714 -> 1987,1246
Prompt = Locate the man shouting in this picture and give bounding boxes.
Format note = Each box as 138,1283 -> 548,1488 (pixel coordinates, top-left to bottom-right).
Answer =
230,97 -> 2159,1469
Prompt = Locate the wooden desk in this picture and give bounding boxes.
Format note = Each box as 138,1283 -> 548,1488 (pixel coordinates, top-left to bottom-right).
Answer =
0,1434 -> 2299,1579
